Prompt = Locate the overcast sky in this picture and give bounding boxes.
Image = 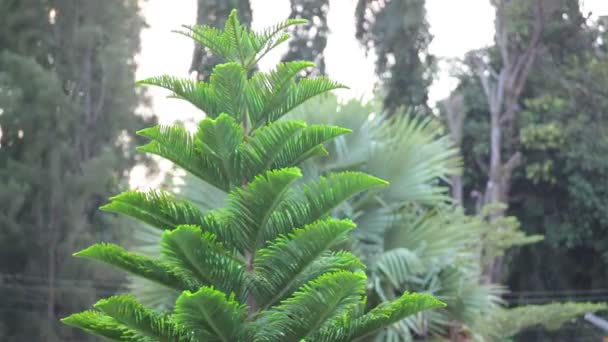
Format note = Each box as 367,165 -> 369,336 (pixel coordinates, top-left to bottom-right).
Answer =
136,0 -> 608,125
130,0 -> 608,189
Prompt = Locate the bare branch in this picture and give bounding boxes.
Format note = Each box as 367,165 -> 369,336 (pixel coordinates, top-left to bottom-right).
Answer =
471,54 -> 493,100
495,69 -> 507,116
442,92 -> 465,144
495,0 -> 510,66
475,153 -> 489,174
502,151 -> 522,182
510,0 -> 545,100
92,66 -> 106,124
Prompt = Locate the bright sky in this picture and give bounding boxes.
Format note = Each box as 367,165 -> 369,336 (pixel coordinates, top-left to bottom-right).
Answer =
131,0 -> 608,187
136,0 -> 608,123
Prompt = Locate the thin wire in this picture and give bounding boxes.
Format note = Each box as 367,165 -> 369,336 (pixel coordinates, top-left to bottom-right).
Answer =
0,283 -> 125,299
507,288 -> 608,295
0,272 -> 127,288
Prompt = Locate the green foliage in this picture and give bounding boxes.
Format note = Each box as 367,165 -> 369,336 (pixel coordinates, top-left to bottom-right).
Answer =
450,3 -> 608,338
62,11 -> 444,341
288,95 -> 603,341
190,0 -> 253,79
190,0 -> 330,78
129,91 -> 603,341
476,302 -> 608,341
476,204 -> 543,268
355,0 -> 435,112
288,96 -> 503,341
0,0 -> 151,340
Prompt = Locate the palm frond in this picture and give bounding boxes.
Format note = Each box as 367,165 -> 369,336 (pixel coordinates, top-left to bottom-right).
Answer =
476,302 -> 608,341
373,248 -> 426,289
366,114 -> 460,206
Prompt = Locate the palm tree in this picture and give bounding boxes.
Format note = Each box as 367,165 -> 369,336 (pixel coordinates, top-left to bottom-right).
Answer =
287,96 -> 503,341
287,96 -> 605,341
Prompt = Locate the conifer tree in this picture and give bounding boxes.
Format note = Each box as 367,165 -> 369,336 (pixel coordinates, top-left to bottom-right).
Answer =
0,0 -> 150,339
61,10 -> 443,341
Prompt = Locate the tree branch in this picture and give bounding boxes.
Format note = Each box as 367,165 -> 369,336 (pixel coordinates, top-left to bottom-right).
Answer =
475,153 -> 489,174
502,151 -> 522,184
442,93 -> 465,144
510,0 -> 545,101
495,0 -> 510,66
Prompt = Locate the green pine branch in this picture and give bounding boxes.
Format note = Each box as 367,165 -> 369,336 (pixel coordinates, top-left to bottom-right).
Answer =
62,9 -> 444,341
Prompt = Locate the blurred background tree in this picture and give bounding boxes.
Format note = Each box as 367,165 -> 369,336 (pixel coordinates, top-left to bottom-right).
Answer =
0,0 -> 153,340
190,0 -> 331,78
355,0 -> 435,113
444,0 -> 608,339
281,0 -> 330,76
189,0 -> 253,79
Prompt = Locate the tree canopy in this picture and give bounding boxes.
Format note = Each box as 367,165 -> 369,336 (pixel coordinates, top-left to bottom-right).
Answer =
0,0 -> 152,340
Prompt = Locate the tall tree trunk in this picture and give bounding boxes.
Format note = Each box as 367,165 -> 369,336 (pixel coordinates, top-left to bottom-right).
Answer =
485,108 -> 502,206
282,0 -> 330,76
471,0 -> 545,283
441,92 -> 465,204
47,178 -> 59,341
47,238 -> 56,321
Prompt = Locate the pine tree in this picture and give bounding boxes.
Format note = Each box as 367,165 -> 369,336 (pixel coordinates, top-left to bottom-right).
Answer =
61,10 -> 443,341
